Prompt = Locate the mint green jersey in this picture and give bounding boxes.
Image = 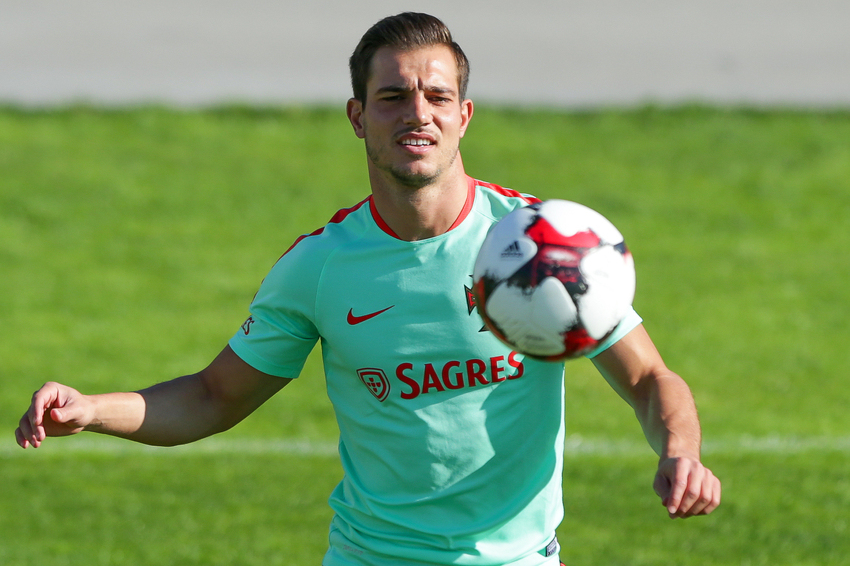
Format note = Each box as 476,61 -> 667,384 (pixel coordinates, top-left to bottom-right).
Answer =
229,177 -> 641,566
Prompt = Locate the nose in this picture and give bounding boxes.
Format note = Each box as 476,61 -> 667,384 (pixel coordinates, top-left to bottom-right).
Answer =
404,91 -> 431,126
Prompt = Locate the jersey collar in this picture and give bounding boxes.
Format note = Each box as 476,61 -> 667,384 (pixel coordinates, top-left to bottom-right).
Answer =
370,176 -> 477,240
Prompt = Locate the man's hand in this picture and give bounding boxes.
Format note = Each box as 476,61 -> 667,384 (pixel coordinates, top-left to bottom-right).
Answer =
15,382 -> 95,448
653,456 -> 721,518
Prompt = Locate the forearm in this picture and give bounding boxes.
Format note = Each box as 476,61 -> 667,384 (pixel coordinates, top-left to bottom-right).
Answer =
87,374 -> 230,446
592,325 -> 702,459
635,370 -> 702,460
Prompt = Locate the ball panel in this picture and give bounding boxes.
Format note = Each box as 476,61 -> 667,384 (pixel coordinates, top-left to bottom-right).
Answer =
536,199 -> 625,245
484,277 -> 580,358
529,277 -> 579,356
577,246 -> 636,339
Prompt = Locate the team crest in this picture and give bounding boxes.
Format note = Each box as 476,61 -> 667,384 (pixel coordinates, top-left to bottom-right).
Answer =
357,368 -> 390,402
465,277 -> 489,332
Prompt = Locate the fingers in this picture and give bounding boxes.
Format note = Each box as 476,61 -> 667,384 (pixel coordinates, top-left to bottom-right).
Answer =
671,466 -> 720,518
15,385 -> 54,448
655,457 -> 721,519
15,382 -> 83,449
14,422 -> 36,449
16,417 -> 42,449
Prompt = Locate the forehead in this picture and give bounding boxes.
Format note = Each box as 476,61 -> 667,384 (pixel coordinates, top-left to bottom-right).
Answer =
367,45 -> 460,93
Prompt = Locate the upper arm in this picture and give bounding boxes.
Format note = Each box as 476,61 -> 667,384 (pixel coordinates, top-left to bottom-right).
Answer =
591,324 -> 672,409
196,345 -> 292,430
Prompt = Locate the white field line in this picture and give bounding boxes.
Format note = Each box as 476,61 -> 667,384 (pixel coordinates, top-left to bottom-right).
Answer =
4,434 -> 850,458
564,434 -> 850,457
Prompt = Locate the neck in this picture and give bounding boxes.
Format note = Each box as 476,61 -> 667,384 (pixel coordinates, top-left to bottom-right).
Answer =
369,163 -> 470,242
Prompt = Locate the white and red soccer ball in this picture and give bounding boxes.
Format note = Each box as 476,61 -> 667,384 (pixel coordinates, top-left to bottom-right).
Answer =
473,199 -> 636,361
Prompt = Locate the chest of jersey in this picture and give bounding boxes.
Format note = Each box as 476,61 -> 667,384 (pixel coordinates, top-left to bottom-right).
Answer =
314,221 -> 522,407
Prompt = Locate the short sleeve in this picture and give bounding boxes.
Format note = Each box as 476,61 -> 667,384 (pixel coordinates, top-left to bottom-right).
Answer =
228,245 -> 322,378
585,308 -> 643,359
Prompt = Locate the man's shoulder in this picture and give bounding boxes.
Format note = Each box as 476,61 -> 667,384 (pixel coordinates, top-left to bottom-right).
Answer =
260,195 -> 374,290
470,178 -> 541,221
280,195 -> 373,258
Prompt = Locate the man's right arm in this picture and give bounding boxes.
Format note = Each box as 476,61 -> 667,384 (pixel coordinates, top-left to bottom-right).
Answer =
15,345 -> 290,449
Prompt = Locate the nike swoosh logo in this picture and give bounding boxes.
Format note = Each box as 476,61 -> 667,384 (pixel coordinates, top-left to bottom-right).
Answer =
347,305 -> 394,325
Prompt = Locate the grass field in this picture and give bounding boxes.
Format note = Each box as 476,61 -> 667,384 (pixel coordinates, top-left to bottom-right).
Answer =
2,105 -> 849,565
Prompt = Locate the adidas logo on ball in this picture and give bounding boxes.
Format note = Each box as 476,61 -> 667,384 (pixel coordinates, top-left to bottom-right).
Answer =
500,241 -> 524,258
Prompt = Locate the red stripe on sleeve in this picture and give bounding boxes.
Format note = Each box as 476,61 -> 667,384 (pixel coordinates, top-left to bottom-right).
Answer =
473,178 -> 541,204
281,196 -> 372,257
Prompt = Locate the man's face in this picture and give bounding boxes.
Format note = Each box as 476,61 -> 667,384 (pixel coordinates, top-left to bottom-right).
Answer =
347,45 -> 473,189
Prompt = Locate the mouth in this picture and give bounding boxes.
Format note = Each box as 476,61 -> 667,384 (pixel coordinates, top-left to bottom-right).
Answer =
397,133 -> 436,151
400,138 -> 434,146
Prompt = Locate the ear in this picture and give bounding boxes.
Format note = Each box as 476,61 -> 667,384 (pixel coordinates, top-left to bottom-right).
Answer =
346,98 -> 366,139
458,98 -> 474,139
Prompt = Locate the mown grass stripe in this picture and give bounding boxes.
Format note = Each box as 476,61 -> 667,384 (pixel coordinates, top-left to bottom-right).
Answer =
4,435 -> 850,458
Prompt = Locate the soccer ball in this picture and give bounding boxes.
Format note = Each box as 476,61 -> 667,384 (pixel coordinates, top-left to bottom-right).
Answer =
473,199 -> 635,360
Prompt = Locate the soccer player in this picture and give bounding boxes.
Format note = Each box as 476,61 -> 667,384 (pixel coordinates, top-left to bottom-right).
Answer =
15,12 -> 720,566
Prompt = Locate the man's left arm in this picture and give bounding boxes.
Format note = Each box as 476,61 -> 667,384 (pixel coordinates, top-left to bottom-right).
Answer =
592,324 -> 721,519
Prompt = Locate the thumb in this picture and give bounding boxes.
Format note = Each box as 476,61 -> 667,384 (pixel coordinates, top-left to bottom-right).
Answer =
49,405 -> 87,430
50,407 -> 68,423
653,469 -> 672,502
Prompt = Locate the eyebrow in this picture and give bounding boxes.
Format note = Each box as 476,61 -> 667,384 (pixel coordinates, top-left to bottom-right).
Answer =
374,84 -> 457,97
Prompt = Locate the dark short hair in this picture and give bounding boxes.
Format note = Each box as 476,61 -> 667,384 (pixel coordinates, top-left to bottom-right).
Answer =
349,12 -> 470,103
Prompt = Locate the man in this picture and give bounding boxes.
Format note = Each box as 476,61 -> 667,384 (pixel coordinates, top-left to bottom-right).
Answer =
15,12 -> 720,566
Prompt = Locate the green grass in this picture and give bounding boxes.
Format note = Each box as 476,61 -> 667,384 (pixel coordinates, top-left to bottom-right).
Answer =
2,105 -> 849,565
0,449 -> 340,565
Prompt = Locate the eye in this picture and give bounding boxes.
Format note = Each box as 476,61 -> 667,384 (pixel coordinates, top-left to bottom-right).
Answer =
377,92 -> 407,102
427,91 -> 455,104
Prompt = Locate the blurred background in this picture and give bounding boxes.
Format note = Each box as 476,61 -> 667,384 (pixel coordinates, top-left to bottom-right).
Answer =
3,0 -> 850,108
